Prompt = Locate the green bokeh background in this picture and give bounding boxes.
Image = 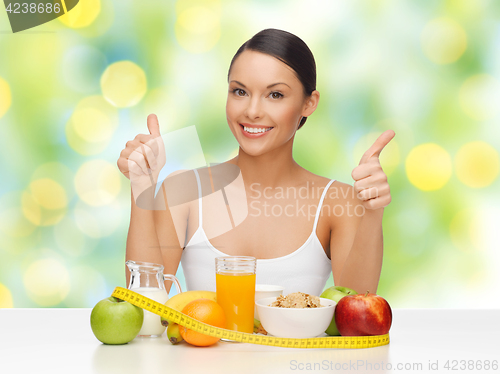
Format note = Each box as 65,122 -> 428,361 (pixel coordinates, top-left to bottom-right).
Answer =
0,0 -> 499,308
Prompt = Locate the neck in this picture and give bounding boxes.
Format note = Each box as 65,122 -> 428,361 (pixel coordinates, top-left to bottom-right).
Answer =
232,138 -> 301,189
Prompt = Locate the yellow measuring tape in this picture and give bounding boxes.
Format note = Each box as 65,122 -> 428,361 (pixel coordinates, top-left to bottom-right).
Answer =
112,287 -> 389,349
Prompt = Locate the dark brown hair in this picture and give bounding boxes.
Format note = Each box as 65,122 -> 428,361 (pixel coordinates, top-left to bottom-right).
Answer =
228,28 -> 317,129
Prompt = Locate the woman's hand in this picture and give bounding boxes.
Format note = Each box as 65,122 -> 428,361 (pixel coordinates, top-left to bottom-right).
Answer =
351,130 -> 395,210
117,114 -> 166,204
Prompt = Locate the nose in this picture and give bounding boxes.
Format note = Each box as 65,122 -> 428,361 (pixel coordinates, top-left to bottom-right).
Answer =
244,97 -> 263,120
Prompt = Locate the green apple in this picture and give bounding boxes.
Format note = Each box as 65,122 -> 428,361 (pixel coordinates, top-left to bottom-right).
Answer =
90,296 -> 144,345
320,286 -> 357,336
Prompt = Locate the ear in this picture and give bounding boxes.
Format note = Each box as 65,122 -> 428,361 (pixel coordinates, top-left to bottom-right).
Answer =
301,90 -> 320,117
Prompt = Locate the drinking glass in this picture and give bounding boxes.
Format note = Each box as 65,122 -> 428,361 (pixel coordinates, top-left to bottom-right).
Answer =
215,256 -> 256,333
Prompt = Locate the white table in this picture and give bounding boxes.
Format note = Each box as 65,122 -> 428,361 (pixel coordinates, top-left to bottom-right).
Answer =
1,309 -> 498,374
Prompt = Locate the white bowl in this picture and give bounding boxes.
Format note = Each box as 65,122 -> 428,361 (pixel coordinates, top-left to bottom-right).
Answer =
254,284 -> 284,320
255,296 -> 336,338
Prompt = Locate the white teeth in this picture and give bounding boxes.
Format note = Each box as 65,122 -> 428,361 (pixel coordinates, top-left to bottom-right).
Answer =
243,126 -> 273,134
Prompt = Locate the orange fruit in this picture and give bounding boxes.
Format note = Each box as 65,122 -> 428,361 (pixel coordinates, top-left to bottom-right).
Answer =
179,298 -> 226,347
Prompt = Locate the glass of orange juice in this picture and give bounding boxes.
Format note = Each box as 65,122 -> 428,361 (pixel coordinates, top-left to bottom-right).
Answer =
215,256 -> 256,333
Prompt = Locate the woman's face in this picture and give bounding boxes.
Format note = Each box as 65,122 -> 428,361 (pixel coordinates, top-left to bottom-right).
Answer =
226,50 -> 318,157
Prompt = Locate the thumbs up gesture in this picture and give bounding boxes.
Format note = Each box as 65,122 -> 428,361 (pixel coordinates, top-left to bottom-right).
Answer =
117,114 -> 166,203
351,130 -> 395,210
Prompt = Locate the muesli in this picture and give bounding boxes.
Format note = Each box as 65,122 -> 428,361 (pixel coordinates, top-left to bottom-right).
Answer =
269,292 -> 323,308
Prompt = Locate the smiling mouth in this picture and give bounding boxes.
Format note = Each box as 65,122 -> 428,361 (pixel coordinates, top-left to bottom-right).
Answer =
240,124 -> 274,134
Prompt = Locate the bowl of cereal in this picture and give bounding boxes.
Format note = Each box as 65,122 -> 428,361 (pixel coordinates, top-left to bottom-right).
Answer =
255,292 -> 336,338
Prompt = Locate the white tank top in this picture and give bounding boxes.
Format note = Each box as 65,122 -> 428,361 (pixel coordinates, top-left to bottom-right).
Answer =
180,169 -> 335,296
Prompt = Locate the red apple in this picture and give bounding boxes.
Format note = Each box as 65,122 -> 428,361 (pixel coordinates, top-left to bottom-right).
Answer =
334,292 -> 392,336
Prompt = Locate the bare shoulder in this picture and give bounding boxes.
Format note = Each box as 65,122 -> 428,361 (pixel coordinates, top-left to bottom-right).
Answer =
163,169 -> 196,199
327,181 -> 357,203
324,180 -> 364,226
293,170 -> 362,231
300,169 -> 364,226
296,168 -> 332,187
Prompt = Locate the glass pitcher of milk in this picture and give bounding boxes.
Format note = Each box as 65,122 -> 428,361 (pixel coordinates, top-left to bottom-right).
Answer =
126,260 -> 182,337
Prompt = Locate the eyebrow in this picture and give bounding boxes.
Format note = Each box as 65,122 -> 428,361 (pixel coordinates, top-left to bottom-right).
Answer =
230,80 -> 290,89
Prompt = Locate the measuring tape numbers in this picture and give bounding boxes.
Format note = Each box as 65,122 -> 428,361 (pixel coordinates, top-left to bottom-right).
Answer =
112,287 -> 389,349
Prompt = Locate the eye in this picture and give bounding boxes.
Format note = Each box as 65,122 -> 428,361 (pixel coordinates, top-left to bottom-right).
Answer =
232,88 -> 246,97
269,91 -> 283,99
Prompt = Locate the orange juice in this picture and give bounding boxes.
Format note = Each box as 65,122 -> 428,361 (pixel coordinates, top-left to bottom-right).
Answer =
216,272 -> 256,333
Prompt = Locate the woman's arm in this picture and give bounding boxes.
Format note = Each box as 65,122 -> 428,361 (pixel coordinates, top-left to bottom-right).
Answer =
329,130 -> 394,294
328,184 -> 383,294
152,182 -> 187,292
125,190 -> 165,286
125,184 -> 186,292
335,207 -> 384,294
120,114 -> 186,292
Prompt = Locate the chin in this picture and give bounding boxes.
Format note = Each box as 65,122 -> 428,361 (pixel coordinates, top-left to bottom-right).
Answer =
238,144 -> 270,157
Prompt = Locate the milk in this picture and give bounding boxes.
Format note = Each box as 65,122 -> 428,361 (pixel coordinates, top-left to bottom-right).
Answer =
133,287 -> 169,336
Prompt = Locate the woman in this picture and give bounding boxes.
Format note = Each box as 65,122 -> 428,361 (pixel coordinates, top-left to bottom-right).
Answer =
118,29 -> 394,296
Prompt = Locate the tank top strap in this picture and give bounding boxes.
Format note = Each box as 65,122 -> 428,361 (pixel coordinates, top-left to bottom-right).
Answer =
312,179 -> 336,232
193,169 -> 203,228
